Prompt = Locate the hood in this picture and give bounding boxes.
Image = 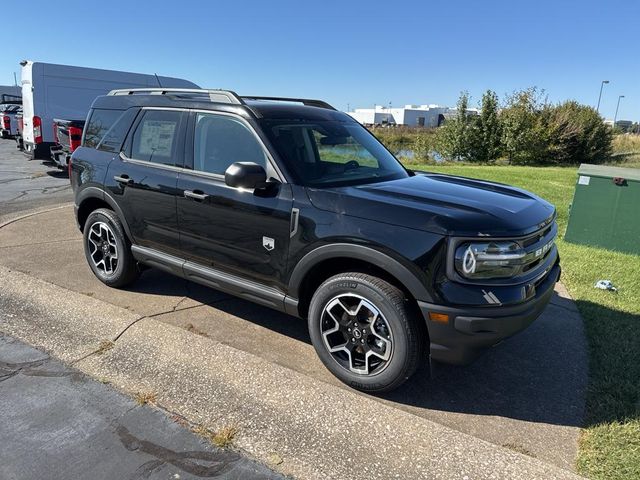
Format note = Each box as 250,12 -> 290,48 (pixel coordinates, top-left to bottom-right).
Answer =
306,173 -> 556,237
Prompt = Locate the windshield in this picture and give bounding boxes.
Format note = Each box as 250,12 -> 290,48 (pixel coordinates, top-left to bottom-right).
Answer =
259,118 -> 409,187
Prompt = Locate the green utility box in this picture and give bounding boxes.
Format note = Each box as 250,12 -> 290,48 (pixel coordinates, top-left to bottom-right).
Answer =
565,163 -> 640,255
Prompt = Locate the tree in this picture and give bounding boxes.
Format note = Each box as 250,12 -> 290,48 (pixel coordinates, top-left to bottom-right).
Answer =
474,90 -> 502,162
500,87 -> 548,164
436,91 -> 475,160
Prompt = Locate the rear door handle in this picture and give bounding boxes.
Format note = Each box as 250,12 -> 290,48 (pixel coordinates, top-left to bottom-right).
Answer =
114,175 -> 133,185
184,190 -> 209,201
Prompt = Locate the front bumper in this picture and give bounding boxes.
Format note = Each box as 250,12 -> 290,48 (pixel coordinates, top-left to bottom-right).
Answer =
419,261 -> 561,365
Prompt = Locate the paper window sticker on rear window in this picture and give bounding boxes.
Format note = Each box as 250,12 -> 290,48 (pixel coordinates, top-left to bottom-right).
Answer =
139,120 -> 176,156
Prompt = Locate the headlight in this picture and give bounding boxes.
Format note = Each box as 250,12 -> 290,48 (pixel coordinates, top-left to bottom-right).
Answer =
454,241 -> 526,279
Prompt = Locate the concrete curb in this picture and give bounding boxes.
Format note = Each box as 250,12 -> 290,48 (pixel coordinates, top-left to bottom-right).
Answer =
0,266 -> 584,480
0,202 -> 75,229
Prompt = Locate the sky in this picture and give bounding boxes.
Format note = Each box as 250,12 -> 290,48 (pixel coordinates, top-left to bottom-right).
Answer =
2,0 -> 638,121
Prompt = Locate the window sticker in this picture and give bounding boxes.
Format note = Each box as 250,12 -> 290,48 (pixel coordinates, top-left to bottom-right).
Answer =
578,175 -> 590,186
139,120 -> 176,157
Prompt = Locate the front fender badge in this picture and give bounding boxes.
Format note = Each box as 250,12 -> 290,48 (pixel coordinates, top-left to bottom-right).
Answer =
263,236 -> 275,251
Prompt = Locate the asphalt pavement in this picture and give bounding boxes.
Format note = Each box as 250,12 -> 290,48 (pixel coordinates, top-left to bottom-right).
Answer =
0,333 -> 284,480
0,139 -> 72,216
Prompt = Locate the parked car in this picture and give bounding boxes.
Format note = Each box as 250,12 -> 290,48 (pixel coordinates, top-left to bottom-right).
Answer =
0,103 -> 22,139
15,108 -> 24,150
51,118 -> 85,171
19,60 -> 200,160
71,88 -> 560,392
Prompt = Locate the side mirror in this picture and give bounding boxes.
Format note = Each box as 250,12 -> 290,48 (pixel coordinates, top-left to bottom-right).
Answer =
224,162 -> 267,189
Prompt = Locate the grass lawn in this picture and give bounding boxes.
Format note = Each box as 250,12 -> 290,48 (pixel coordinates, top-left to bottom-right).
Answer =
400,163 -> 640,479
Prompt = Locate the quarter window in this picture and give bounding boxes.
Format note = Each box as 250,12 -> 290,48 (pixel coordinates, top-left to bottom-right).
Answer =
193,113 -> 267,175
130,110 -> 182,166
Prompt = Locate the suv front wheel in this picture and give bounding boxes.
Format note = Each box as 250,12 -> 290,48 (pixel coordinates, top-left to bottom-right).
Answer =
308,273 -> 423,392
83,208 -> 140,288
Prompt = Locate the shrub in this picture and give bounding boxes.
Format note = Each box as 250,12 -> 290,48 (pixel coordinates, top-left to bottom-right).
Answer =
544,101 -> 612,165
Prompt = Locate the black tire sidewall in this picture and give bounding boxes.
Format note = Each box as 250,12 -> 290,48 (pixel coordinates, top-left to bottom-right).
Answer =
83,209 -> 132,287
308,275 -> 414,392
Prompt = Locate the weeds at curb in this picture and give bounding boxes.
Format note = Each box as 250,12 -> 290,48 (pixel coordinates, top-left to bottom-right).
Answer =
134,391 -> 156,405
193,424 -> 238,448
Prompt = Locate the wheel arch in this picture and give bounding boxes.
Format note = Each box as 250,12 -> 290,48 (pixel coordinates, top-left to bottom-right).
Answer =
76,187 -> 133,240
289,243 -> 433,318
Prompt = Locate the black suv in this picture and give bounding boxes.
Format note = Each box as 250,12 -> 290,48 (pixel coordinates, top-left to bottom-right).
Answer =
71,88 -> 560,392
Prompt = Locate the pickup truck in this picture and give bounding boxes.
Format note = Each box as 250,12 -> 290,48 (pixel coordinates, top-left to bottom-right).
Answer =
1,104 -> 21,139
51,118 -> 85,171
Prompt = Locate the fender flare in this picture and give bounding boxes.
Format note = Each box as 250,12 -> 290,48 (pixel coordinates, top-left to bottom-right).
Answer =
288,243 -> 432,302
76,187 -> 133,240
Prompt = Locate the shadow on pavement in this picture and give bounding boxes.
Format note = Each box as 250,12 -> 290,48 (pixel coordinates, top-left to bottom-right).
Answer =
126,269 -> 588,429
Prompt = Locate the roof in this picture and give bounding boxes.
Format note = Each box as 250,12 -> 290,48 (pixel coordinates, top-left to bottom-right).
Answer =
91,89 -> 350,122
578,163 -> 640,182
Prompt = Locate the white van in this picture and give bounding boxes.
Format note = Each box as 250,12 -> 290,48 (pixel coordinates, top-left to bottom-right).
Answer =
20,61 -> 199,159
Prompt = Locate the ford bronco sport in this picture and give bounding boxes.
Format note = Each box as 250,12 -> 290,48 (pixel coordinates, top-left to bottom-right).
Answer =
71,88 -> 560,392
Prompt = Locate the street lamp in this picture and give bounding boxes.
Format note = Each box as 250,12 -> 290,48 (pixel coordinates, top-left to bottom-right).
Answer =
613,95 -> 625,129
596,80 -> 609,113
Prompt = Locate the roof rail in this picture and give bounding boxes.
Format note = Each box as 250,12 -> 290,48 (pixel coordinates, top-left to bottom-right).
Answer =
241,96 -> 336,111
107,88 -> 244,105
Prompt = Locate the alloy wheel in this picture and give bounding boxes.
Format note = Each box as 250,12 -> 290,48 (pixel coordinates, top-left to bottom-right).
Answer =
320,294 -> 393,375
87,221 -> 119,276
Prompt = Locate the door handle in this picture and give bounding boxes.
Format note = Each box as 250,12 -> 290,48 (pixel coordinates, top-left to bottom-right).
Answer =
114,175 -> 133,185
184,190 -> 209,201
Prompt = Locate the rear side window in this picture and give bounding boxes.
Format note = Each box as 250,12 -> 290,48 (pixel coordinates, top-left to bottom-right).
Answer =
193,113 -> 267,175
84,109 -> 123,148
130,110 -> 182,166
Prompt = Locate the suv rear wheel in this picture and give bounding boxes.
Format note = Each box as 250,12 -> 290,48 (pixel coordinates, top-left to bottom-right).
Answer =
308,273 -> 423,392
83,208 -> 140,287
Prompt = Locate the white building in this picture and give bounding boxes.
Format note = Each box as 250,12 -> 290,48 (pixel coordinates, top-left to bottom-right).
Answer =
347,104 -> 478,127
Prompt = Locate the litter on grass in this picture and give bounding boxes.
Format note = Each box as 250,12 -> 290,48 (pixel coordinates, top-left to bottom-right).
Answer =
594,280 -> 617,292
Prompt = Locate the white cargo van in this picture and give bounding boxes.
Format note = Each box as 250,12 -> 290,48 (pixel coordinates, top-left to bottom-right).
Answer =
20,61 -> 199,158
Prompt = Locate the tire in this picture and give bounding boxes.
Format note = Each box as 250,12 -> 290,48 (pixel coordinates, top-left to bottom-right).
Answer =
83,208 -> 140,288
308,273 -> 424,392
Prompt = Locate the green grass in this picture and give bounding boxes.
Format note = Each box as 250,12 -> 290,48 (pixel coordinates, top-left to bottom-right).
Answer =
400,163 -> 640,479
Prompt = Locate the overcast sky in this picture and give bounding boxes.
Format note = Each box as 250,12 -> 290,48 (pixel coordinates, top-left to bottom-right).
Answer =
2,0 -> 637,120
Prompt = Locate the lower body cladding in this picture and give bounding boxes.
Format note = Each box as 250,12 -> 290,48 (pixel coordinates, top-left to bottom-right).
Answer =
130,245 -> 293,312
420,262 -> 561,365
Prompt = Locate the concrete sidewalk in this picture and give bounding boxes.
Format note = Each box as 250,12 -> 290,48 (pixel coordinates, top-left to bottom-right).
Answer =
0,332 -> 284,480
0,265 -> 585,479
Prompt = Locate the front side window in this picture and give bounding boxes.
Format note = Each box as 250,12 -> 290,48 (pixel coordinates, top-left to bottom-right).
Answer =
259,118 -> 408,187
193,113 -> 267,175
84,109 -> 123,148
130,110 -> 182,166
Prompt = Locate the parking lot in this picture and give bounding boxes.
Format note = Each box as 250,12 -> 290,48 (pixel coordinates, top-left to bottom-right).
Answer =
0,139 -> 588,478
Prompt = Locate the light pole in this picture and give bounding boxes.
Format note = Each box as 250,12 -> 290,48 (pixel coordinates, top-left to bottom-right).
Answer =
596,80 -> 609,113
613,95 -> 625,129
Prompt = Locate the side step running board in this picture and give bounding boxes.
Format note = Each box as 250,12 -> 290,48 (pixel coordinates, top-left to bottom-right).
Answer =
130,245 -> 297,313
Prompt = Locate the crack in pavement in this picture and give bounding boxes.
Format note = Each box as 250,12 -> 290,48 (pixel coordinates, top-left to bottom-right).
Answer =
3,184 -> 72,203
0,356 -> 83,383
116,424 -> 242,479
